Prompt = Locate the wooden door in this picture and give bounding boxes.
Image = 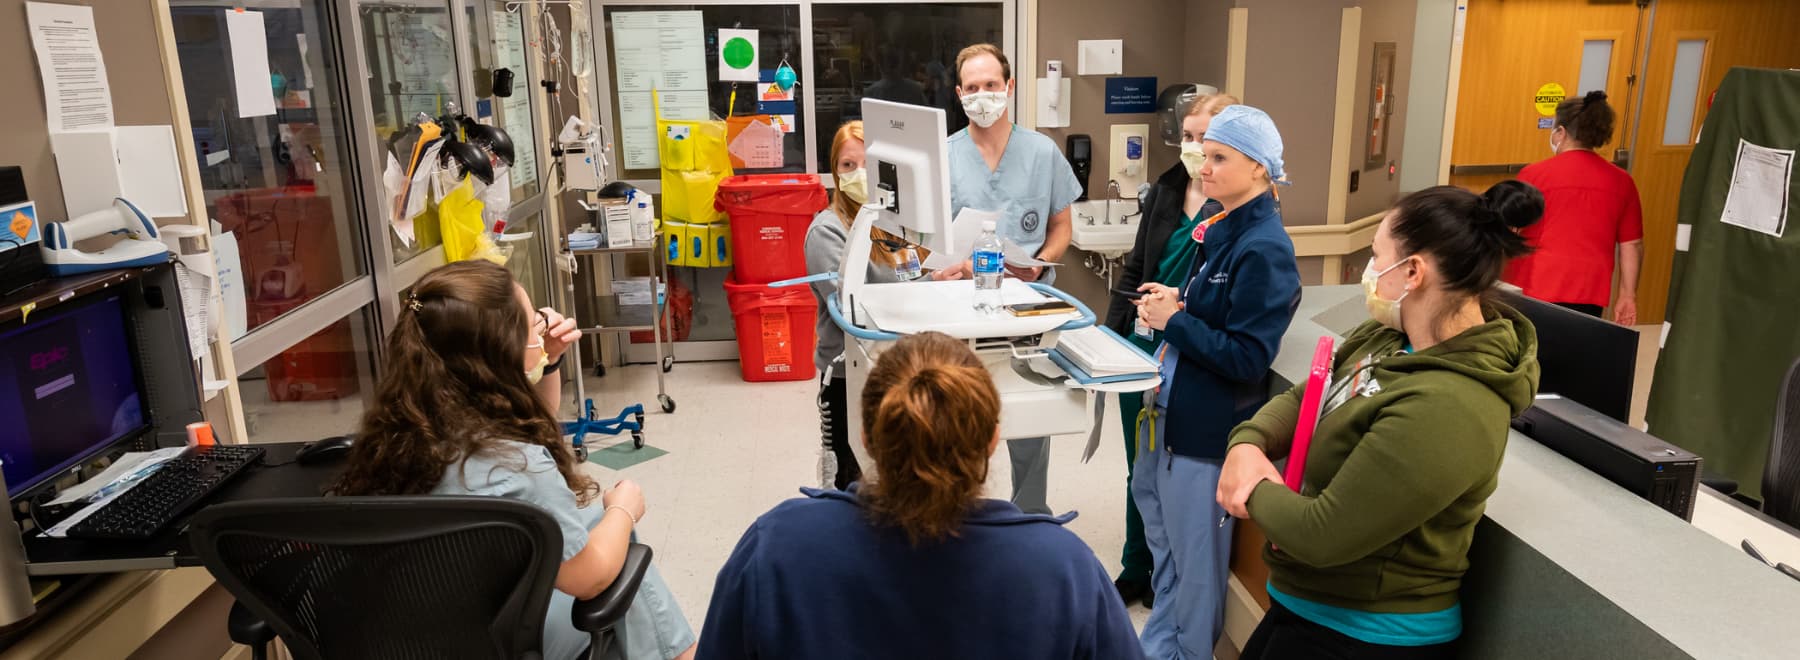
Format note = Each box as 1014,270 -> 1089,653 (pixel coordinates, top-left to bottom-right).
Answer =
1448,0 -> 1642,193
1624,0 -> 1800,324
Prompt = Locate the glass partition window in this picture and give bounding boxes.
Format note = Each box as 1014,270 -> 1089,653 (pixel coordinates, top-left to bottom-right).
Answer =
359,1 -> 462,263
237,306 -> 379,444
603,4 -> 807,180
170,3 -> 369,339
811,2 -> 1005,171
468,3 -> 542,201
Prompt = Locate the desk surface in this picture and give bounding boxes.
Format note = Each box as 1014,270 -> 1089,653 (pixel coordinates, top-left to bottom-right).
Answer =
23,442 -> 341,576
1278,285 -> 1800,658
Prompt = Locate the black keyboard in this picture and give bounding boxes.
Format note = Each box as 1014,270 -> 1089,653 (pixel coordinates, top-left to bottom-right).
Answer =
66,444 -> 266,541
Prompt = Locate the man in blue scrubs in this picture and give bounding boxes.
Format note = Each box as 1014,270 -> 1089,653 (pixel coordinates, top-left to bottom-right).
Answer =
947,43 -> 1083,514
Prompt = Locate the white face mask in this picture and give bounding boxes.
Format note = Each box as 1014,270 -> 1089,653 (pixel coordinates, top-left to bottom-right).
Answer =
1180,141 -> 1206,178
525,337 -> 549,385
1362,256 -> 1412,332
1548,127 -> 1562,155
837,167 -> 868,205
960,90 -> 1009,128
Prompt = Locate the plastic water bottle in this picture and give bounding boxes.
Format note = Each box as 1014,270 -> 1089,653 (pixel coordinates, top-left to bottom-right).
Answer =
973,220 -> 1005,315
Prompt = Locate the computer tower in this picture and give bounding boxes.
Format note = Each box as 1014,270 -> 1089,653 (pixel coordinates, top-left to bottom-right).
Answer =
1512,395 -> 1701,520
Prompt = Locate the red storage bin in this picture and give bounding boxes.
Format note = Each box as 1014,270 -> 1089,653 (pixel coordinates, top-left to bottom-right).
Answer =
715,174 -> 828,284
723,275 -> 818,382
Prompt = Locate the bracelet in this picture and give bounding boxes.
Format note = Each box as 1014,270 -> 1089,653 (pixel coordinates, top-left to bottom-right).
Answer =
604,504 -> 638,525
543,353 -> 566,375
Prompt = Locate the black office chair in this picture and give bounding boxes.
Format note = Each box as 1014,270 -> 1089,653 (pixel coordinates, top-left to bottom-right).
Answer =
189,497 -> 650,660
1762,357 -> 1800,527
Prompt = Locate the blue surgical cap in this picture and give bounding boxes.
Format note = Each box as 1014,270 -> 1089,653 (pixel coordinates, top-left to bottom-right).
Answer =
1205,105 -> 1288,185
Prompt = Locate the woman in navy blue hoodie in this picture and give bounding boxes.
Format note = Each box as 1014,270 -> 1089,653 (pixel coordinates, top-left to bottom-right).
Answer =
1130,104 -> 1302,660
698,332 -> 1141,660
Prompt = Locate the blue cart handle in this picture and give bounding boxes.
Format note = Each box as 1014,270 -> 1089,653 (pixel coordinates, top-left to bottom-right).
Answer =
1028,282 -> 1098,332
826,295 -> 903,342
769,272 -> 837,288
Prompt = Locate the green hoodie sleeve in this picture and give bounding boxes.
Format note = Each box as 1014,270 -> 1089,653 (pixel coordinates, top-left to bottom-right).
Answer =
1228,382 -> 1303,461
1244,385 -> 1507,568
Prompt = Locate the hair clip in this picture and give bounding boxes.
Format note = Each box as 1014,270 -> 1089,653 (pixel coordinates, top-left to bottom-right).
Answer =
406,293 -> 423,312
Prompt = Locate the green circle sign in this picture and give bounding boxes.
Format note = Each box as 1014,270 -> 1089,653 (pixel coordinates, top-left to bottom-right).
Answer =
723,37 -> 755,70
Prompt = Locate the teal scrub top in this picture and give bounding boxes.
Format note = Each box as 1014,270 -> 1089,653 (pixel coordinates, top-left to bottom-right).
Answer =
1127,211 -> 1205,354
947,126 -> 1083,280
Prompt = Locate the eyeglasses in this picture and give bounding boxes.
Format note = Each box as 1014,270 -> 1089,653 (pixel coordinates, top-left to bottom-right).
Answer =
533,311 -> 549,337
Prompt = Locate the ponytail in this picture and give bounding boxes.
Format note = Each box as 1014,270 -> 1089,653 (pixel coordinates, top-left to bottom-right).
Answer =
1389,182 -> 1543,297
859,332 -> 1000,545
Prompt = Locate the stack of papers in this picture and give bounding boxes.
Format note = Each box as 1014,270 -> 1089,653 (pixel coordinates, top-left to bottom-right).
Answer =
1052,326 -> 1159,382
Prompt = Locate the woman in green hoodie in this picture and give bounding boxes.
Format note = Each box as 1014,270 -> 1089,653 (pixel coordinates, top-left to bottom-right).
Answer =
1218,181 -> 1545,658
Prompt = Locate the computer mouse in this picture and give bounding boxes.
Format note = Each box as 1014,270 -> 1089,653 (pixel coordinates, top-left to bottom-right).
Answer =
296,436 -> 354,465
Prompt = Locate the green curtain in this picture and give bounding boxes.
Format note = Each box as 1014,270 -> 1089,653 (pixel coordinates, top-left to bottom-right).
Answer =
1647,67 -> 1800,499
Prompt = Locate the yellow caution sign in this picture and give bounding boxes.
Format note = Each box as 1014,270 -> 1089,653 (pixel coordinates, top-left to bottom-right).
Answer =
1534,82 -> 1566,117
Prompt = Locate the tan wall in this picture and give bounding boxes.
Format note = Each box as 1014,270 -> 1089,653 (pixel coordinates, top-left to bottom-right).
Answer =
1185,0 -> 1236,92
0,0 -> 177,221
1344,0 -> 1417,221
1239,0 -> 1349,227
1035,0 -> 1192,193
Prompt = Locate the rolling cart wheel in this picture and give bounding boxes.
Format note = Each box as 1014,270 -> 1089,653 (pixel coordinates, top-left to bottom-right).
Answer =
594,363 -> 607,378
634,411 -> 646,427
659,394 -> 676,414
574,445 -> 589,462
632,431 -> 645,449
661,355 -> 675,373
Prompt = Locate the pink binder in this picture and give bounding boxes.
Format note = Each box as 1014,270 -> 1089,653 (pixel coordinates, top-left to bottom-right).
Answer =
1282,336 -> 1337,492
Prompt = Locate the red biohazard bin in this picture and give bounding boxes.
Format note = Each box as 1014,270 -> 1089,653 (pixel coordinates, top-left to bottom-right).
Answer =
723,275 -> 818,382
715,174 -> 828,284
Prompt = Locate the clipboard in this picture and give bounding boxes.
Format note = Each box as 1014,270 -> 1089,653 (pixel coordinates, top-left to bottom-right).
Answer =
1282,336 -> 1336,492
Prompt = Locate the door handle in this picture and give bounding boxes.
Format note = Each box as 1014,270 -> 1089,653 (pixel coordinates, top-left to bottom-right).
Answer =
1448,163 -> 1528,176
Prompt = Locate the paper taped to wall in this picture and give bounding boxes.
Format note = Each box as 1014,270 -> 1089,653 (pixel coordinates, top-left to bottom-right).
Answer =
26,1 -> 114,132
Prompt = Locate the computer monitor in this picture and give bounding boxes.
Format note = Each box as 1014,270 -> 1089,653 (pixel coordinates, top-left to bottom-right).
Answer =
1496,290 -> 1638,423
861,98 -> 953,259
0,292 -> 150,498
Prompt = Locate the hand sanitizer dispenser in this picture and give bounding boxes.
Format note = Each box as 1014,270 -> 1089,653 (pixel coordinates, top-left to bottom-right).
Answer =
1108,124 -> 1150,193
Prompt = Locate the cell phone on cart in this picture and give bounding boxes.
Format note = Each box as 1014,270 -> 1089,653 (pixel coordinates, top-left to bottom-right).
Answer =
1005,301 -> 1078,317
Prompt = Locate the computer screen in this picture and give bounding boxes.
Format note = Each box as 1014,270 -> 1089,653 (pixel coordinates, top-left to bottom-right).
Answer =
1496,290 -> 1638,424
862,98 -> 953,259
0,293 -> 149,497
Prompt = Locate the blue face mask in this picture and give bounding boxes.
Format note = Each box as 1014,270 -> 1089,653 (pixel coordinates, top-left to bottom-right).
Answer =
774,63 -> 797,91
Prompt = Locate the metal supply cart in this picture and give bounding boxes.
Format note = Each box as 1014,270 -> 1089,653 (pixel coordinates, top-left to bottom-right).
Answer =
559,233 -> 677,457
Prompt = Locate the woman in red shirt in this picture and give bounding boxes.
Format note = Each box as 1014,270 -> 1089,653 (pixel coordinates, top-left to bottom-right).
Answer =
1504,91 -> 1644,324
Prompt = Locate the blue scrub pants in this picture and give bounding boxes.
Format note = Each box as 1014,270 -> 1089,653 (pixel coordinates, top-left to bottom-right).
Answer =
1132,406 -> 1234,660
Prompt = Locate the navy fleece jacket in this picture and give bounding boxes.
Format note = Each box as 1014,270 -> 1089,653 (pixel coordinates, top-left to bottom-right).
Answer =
698,486 -> 1143,660
1157,189 -> 1301,459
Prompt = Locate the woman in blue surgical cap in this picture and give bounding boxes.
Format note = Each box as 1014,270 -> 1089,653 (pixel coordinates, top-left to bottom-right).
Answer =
1129,104 -> 1302,659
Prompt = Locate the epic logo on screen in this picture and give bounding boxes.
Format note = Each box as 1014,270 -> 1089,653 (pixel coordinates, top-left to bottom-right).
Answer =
29,346 -> 69,371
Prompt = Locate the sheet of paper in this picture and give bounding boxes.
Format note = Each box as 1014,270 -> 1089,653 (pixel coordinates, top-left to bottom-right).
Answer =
921,207 -> 998,270
612,11 -> 706,171
727,118 -> 784,169
619,90 -> 710,170
717,28 -> 759,82
1719,139 -> 1793,238
25,1 -> 113,132
115,125 -> 189,217
46,447 -> 186,507
296,33 -> 313,89
492,10 -> 538,181
611,11 -> 706,92
759,80 -> 796,103
1003,239 -> 1060,267
213,231 -> 248,341
173,261 -> 213,360
226,10 -> 277,118
48,129 -> 121,218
